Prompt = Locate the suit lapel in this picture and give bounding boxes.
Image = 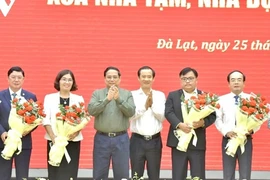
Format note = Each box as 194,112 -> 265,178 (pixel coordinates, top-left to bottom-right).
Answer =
3,89 -> 12,109
19,89 -> 27,101
179,89 -> 184,102
69,93 -> 78,106
175,89 -> 183,111
56,92 -> 60,105
20,90 -> 26,99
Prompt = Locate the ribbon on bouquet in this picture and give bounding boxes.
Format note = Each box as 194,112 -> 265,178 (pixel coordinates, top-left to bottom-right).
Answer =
48,136 -> 71,166
1,129 -> 22,160
1,108 -> 24,160
64,149 -> 71,163
7,129 -> 23,155
225,126 -> 247,157
174,128 -> 198,152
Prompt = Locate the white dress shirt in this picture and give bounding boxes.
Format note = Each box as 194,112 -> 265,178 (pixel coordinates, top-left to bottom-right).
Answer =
174,89 -> 198,128
183,89 -> 198,100
215,92 -> 251,136
130,88 -> 166,136
43,92 -> 84,141
9,88 -> 22,100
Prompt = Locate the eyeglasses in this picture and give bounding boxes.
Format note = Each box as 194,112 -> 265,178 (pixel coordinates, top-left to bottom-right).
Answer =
9,76 -> 24,80
61,78 -> 73,83
106,76 -> 119,80
181,77 -> 195,82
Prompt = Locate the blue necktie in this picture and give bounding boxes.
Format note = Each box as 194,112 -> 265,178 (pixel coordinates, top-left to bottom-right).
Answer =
12,93 -> 17,99
234,95 -> 239,105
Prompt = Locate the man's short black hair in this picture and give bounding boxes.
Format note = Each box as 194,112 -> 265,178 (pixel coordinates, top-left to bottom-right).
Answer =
104,66 -> 121,77
8,66 -> 25,77
179,67 -> 198,78
137,66 -> 155,78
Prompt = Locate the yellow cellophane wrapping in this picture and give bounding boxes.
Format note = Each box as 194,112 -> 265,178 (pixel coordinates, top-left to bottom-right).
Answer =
1,108 -> 41,160
48,118 -> 89,166
174,104 -> 215,152
225,109 -> 266,157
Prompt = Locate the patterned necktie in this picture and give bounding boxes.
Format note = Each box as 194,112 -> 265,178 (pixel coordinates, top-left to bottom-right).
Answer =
234,95 -> 239,105
234,95 -> 239,125
12,93 -> 17,100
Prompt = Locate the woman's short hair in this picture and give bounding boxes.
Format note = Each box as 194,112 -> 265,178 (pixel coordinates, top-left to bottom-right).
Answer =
54,69 -> 78,91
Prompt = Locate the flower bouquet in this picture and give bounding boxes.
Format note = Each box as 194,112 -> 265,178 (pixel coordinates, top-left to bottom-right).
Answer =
48,102 -> 91,166
225,93 -> 269,157
1,97 -> 46,160
174,93 -> 220,152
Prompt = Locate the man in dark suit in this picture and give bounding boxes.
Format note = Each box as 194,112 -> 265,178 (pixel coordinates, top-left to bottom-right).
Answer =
0,66 -> 37,180
165,67 -> 216,180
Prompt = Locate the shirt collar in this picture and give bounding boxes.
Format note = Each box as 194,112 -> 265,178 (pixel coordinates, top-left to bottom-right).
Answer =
138,88 -> 152,95
9,88 -> 22,97
182,89 -> 197,100
229,92 -> 244,97
183,89 -> 197,96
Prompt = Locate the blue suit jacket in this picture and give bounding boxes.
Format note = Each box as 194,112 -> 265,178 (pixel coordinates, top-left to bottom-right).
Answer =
0,89 -> 37,149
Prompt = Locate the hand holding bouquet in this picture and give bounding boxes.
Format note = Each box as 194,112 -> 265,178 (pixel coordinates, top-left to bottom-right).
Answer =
174,93 -> 220,152
48,102 -> 91,166
1,97 -> 46,160
225,93 -> 269,157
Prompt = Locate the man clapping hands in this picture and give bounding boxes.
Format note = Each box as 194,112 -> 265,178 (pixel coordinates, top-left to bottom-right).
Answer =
88,66 -> 135,180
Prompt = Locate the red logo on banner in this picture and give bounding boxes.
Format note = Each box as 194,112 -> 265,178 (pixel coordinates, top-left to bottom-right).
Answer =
0,0 -> 15,17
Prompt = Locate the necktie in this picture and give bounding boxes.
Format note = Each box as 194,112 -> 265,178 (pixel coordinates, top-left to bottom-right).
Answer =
234,95 -> 239,125
12,93 -> 17,100
234,95 -> 239,105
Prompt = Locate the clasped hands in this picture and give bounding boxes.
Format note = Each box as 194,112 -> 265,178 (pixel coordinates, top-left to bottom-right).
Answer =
145,91 -> 153,110
178,119 -> 205,133
107,85 -> 119,101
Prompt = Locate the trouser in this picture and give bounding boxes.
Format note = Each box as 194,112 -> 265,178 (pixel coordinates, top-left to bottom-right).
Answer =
130,133 -> 162,180
222,137 -> 252,180
93,132 -> 129,180
0,148 -> 31,180
47,140 -> 81,180
171,147 -> 206,180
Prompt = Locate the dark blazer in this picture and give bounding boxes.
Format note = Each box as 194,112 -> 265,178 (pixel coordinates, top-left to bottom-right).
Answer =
0,89 -> 37,149
165,89 -> 216,150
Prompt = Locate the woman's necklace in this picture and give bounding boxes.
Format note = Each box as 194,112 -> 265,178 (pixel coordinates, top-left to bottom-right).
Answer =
60,97 -> 69,105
